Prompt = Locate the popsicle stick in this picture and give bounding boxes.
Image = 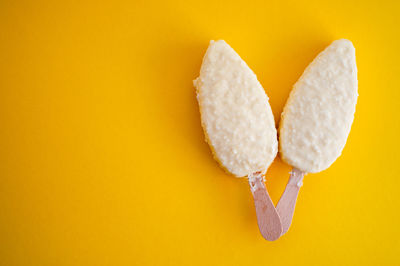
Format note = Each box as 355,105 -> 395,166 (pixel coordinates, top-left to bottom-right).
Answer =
249,172 -> 282,241
276,168 -> 306,235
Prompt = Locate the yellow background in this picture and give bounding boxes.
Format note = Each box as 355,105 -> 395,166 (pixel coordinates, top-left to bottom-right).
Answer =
1,0 -> 399,265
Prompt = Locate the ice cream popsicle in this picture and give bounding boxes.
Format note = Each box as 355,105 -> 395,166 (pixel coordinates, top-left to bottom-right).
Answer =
277,39 -> 358,234
194,40 -> 281,240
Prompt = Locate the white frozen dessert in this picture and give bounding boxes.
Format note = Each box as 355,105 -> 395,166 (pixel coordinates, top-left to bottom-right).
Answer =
279,39 -> 358,173
276,39 -> 358,236
194,40 -> 278,177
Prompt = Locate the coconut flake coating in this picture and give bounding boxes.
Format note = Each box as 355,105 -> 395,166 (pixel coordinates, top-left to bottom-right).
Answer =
194,40 -> 278,177
279,39 -> 358,173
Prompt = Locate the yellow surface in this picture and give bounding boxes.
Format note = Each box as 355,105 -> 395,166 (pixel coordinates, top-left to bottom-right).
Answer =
1,0 -> 399,265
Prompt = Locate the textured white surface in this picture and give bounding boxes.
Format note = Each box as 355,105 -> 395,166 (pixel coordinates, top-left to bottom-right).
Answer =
194,40 -> 277,177
279,39 -> 358,173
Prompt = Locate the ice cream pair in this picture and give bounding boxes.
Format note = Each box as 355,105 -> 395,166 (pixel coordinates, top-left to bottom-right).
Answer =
194,40 -> 358,241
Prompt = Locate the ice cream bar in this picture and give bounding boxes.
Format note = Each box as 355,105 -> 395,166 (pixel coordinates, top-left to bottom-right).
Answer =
279,39 -> 358,173
194,40 -> 281,240
194,40 -> 278,177
277,39 -> 358,234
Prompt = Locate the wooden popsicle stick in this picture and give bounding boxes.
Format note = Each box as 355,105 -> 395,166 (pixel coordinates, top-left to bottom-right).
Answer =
249,172 -> 283,241
276,168 -> 306,235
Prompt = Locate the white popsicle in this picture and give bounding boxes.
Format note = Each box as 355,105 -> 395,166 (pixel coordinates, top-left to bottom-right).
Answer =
194,40 -> 281,240
277,39 -> 358,235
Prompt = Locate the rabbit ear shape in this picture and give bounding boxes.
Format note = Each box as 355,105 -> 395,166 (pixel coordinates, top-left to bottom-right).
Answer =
277,39 -> 358,236
194,40 -> 278,177
195,40 -> 282,241
279,39 -> 358,173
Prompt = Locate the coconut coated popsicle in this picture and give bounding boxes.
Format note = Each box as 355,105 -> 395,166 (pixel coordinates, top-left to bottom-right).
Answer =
277,39 -> 358,234
194,40 -> 281,240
